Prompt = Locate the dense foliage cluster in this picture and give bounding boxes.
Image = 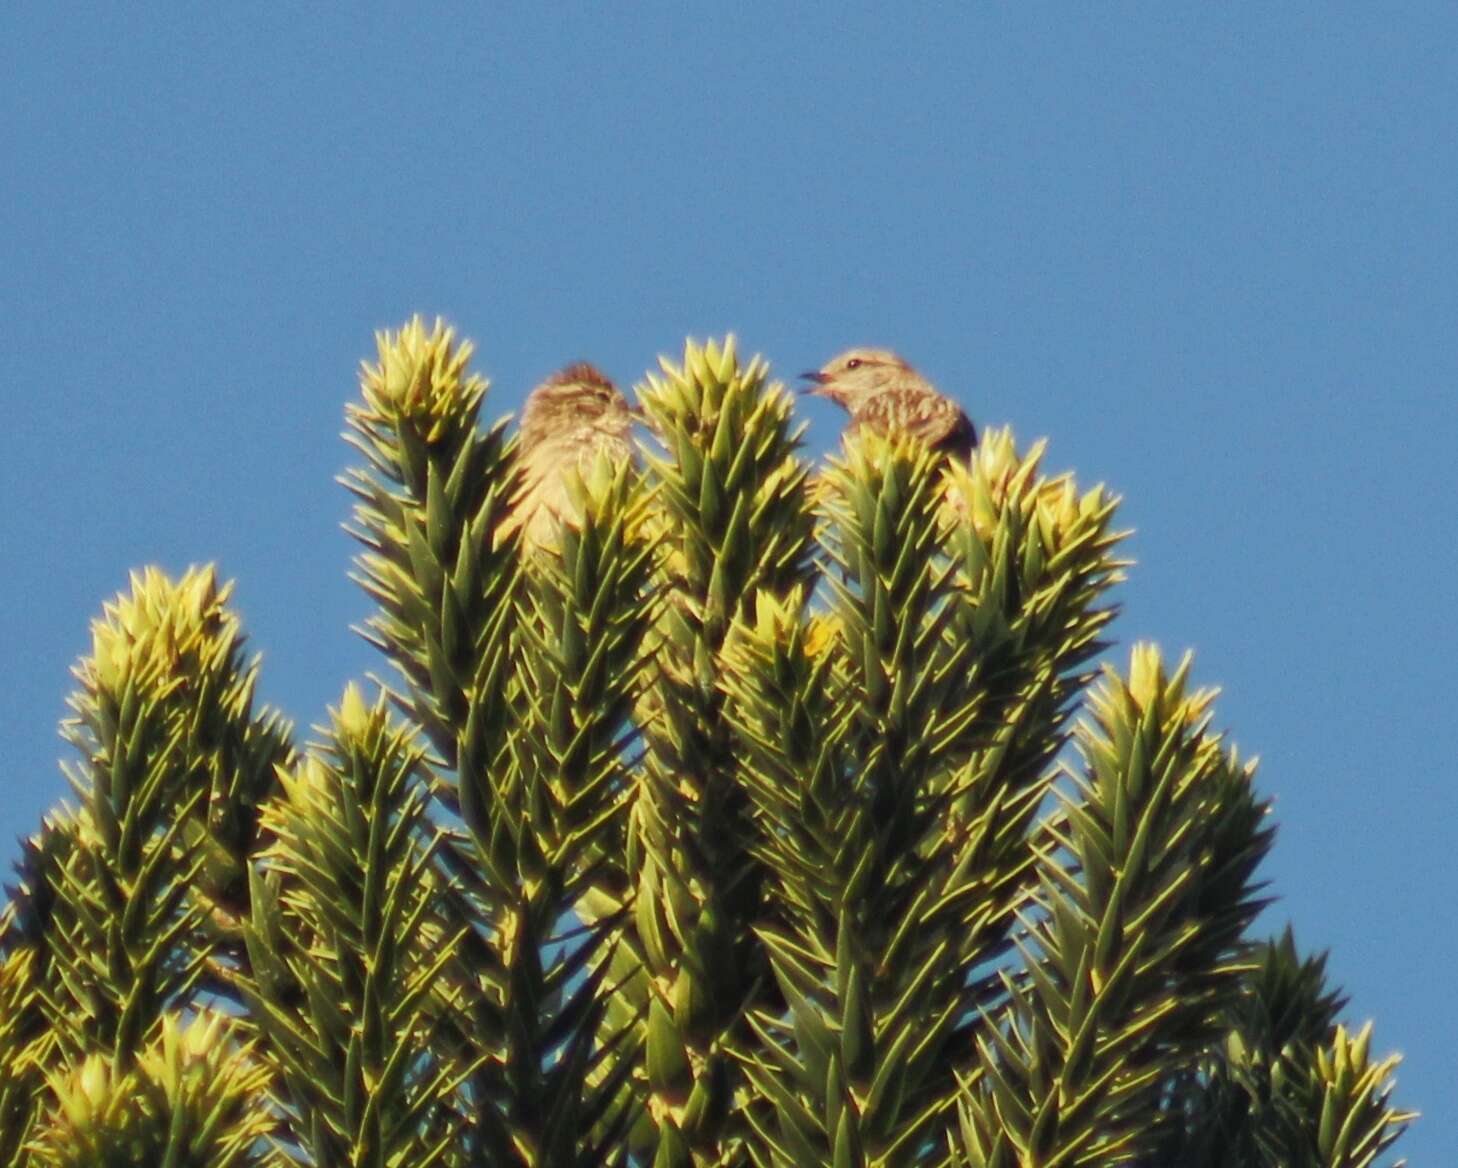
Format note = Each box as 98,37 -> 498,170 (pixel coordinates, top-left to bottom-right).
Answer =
0,319 -> 1412,1166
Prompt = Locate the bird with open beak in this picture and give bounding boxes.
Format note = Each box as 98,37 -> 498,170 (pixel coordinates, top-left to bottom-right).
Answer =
801,347 -> 977,461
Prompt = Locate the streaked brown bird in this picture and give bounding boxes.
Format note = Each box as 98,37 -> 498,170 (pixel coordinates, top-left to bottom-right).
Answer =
801,348 -> 977,460
500,362 -> 636,550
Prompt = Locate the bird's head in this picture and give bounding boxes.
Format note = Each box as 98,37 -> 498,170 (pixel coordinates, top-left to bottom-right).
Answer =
799,348 -> 921,410
519,362 -> 635,448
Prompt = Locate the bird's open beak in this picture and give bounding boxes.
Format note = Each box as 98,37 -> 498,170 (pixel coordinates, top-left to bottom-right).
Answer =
627,403 -> 646,420
798,370 -> 829,396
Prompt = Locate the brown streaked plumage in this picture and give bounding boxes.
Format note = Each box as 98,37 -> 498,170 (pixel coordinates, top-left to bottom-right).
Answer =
501,362 -> 636,550
801,347 -> 977,460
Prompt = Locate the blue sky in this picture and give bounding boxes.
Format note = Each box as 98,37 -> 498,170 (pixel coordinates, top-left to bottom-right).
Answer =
3,6 -> 1453,1158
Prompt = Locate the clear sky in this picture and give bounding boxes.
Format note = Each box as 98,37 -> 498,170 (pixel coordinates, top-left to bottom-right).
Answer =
3,7 -> 1453,1159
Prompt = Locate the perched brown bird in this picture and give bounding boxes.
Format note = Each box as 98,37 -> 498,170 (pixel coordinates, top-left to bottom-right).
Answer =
500,362 -> 636,550
801,348 -> 977,460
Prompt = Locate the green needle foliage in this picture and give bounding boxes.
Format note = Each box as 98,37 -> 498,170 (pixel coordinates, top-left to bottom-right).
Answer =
619,339 -> 815,1165
342,319 -> 656,1165
244,684 -> 472,1166
0,317 -> 1413,1166
29,1013 -> 275,1168
0,947 -> 45,1166
1152,930 -> 1414,1168
9,568 -> 288,1072
953,649 -> 1274,1168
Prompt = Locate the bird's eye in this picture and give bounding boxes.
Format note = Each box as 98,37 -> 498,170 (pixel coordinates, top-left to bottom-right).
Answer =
846,358 -> 862,370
